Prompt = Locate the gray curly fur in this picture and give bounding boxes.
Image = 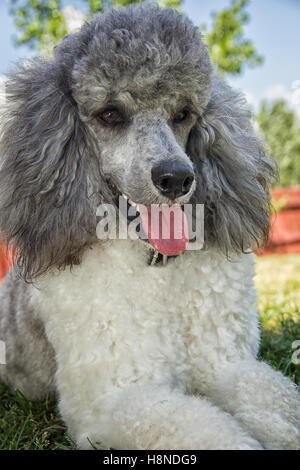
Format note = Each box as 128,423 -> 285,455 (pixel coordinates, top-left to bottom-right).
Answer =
0,4 -> 277,281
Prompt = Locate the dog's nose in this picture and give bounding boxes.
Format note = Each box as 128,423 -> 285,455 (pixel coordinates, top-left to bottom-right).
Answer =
151,161 -> 195,200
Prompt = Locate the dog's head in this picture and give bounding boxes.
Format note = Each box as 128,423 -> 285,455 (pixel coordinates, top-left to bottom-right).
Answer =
0,5 -> 276,279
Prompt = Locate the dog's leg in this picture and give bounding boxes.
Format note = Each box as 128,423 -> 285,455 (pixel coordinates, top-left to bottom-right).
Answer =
0,272 -> 56,400
205,360 -> 300,449
60,382 -> 262,450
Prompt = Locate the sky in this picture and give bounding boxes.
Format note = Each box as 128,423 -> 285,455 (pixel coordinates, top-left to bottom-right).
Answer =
0,0 -> 300,113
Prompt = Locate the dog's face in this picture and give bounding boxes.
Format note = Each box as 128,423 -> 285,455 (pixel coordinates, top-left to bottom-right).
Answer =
0,5 -> 277,279
77,92 -> 199,207
69,8 -> 212,207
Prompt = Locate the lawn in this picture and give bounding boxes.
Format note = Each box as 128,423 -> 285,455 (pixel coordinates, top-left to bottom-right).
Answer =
256,254 -> 300,385
0,254 -> 300,449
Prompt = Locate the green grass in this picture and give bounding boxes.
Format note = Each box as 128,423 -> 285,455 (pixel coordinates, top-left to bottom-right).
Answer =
256,254 -> 300,386
0,387 -> 74,449
0,254 -> 300,449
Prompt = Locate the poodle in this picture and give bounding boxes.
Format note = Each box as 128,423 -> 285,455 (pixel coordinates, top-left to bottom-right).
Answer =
0,5 -> 299,450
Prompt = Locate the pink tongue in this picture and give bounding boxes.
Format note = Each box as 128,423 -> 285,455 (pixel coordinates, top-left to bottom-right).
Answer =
138,204 -> 189,256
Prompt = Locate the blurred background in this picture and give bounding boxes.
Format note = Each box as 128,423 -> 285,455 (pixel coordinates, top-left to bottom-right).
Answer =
0,0 -> 299,449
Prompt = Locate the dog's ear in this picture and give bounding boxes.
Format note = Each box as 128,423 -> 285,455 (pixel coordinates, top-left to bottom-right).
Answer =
187,74 -> 278,254
0,59 -> 110,280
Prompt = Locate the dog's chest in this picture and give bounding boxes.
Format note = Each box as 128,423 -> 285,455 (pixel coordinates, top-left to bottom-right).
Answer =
32,240 -> 258,391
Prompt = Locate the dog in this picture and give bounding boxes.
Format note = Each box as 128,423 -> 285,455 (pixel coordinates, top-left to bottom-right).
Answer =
0,5 -> 299,450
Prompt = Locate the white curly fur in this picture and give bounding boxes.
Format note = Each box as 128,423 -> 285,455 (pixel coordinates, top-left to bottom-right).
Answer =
26,240 -> 299,449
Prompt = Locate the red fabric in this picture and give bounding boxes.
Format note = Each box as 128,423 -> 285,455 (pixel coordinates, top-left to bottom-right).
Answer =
0,243 -> 12,281
272,187 -> 300,210
259,187 -> 300,255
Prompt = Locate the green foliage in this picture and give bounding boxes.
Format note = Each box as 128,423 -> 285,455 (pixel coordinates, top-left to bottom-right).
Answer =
10,0 -> 67,54
202,0 -> 263,75
158,0 -> 182,9
257,100 -> 300,188
88,0 -> 142,15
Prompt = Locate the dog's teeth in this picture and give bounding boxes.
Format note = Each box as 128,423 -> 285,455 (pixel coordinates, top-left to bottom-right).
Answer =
129,199 -> 137,207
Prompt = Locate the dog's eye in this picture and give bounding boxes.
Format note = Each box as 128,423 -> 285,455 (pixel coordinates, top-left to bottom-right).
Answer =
97,109 -> 124,126
173,109 -> 190,124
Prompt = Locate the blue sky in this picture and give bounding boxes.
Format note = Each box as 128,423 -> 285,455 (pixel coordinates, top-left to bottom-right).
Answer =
0,0 -> 300,112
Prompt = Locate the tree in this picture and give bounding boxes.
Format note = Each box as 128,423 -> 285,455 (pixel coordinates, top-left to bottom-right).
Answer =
202,0 -> 263,75
10,0 -> 68,54
257,100 -> 300,188
9,0 -> 262,77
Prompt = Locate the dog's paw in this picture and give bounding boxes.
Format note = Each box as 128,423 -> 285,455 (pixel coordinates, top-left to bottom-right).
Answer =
210,360 -> 300,449
233,376 -> 300,449
236,409 -> 300,450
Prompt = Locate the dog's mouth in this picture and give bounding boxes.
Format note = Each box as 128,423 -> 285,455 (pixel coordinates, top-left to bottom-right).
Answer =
107,179 -> 189,256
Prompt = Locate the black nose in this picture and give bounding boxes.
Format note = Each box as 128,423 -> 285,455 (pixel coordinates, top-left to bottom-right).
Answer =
151,161 -> 195,200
